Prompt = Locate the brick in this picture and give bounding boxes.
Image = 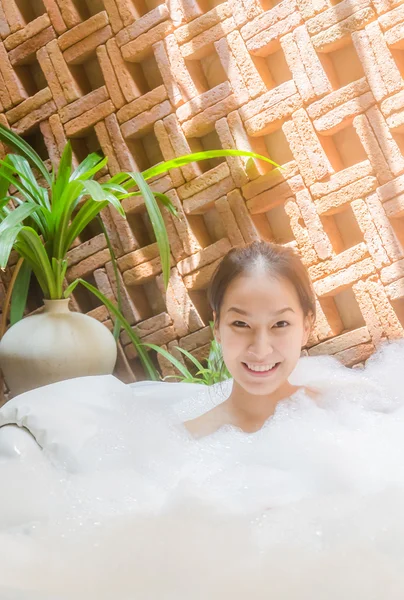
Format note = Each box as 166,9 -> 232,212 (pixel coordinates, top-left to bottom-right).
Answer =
176,82 -> 232,123
296,0 -> 329,21
312,92 -> 376,135
105,38 -> 142,104
311,8 -> 377,53
0,0 -> 23,33
94,120 -> 121,175
156,268 -> 204,335
227,189 -> 260,243
215,117 -> 249,187
177,238 -> 231,276
308,326 -> 371,356
0,41 -> 27,104
153,40 -> 183,107
163,33 -> 199,102
59,86 -> 109,123
295,188 -> 333,259
177,162 -> 230,200
333,342 -> 375,367
175,4 -> 232,45
66,233 -> 107,266
245,93 -> 303,136
162,189 -> 201,255
102,0 -> 124,34
215,198 -> 245,246
37,46 -> 67,109
242,160 -> 299,199
63,25 -> 113,65
313,257 -> 376,296
307,77 -> 369,120
366,192 -> 404,261
121,21 -> 173,62
5,88 -> 52,125
215,37 -> 248,102
385,277 -> 404,300
315,175 -> 378,215
180,17 -> 237,60
182,92 -> 247,138
310,160 -> 372,198
54,0 -> 82,28
353,114 -> 393,184
306,0 -> 374,36
117,85 -> 168,123
183,258 -> 222,290
123,254 -> 175,286
247,174 -> 305,213
121,100 -> 172,139
58,11 -> 109,51
183,175 -> 236,215
12,100 -> 57,135
66,248 -> 111,282
4,14 -> 51,50
154,120 -> 184,187
246,12 -> 303,56
8,27 -> 56,66
46,38 -> 82,103
241,0 -> 297,40
227,30 -> 266,98
380,259 -> 404,284
97,45 -> 126,110
366,105 -> 404,176
65,99 -> 115,137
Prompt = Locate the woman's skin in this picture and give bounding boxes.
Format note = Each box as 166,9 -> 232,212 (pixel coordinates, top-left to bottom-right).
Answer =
185,272 -> 312,438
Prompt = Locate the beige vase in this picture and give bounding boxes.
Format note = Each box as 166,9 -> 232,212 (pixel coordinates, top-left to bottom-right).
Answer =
0,298 -> 117,397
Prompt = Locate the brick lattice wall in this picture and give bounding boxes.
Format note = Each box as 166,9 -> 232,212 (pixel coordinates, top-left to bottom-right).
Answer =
1,0 -> 404,382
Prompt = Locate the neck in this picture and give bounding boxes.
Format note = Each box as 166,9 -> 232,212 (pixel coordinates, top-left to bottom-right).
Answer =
226,380 -> 300,431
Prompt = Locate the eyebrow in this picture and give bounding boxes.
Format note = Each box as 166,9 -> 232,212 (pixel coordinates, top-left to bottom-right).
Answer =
227,307 -> 295,316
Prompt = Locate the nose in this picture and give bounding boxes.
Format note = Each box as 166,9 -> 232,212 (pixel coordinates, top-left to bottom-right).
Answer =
247,329 -> 274,360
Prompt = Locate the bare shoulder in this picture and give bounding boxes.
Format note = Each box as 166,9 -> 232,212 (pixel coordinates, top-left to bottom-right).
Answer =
184,404 -> 227,439
303,386 -> 322,402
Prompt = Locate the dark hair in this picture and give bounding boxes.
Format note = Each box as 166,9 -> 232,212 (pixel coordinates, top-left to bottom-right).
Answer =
208,241 -> 316,324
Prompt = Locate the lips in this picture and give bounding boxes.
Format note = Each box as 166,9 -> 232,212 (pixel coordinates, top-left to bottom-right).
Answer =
242,362 -> 281,377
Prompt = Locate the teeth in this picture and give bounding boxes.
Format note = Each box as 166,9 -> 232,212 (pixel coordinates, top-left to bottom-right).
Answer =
246,363 -> 276,372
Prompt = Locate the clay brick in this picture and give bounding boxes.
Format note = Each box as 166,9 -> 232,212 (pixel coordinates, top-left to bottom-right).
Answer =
117,243 -> 159,272
65,99 -> 115,137
121,100 -> 172,139
60,86 -> 109,123
96,45 -> 125,110
353,199 -> 390,268
334,342 -> 375,367
280,33 -> 315,104
355,275 -> 404,340
295,188 -> 333,259
63,25 -> 113,65
183,175 -> 236,215
12,100 -> 57,135
241,0 -> 298,40
66,233 -> 107,266
46,38 -> 82,103
215,37 -> 248,102
4,14 -> 51,50
153,40 -> 183,107
182,92 -> 247,138
247,174 -> 305,213
94,120 -> 121,175
366,192 -> 404,261
58,11 -> 109,51
246,12 -> 303,56
177,82 -> 232,123
377,171 -> 404,202
179,326 -> 212,352
315,175 -> 378,215
5,88 -> 52,125
66,248 -> 111,282
180,18 -> 238,60
293,108 -> 333,179
385,277 -> 404,300
49,112 -> 67,154
228,189 -> 260,243
282,119 -> 317,186
117,85 -> 168,123
161,189 -> 202,256
379,2 -> 404,28
215,117 -> 249,187
156,268 -> 204,335
0,0 -> 23,33
154,120 -> 184,187
183,258 -> 222,290
313,257 -> 376,296
121,21 -> 173,63
306,0 -> 374,36
38,119 -> 60,165
123,254 -> 175,286
162,114 -> 201,181
0,41 -> 28,104
116,5 -> 168,47
311,8 -> 377,53
120,312 -> 172,345
308,326 -> 371,356
296,0 -> 329,21
310,160 -> 372,199
177,238 -> 231,276
353,114 -> 392,184
242,160 -> 299,199
175,4 -> 232,45
37,46 -> 67,109
384,19 -> 404,46
307,77 -> 369,120
227,30 -> 266,99
102,0 -> 124,34
312,92 -> 376,135
9,27 -> 56,66
309,242 -> 368,281
215,198 -> 245,246
245,93 -> 303,136
177,162 -> 230,200
54,0 -> 82,28
163,33 -> 199,102
380,259 -> 404,284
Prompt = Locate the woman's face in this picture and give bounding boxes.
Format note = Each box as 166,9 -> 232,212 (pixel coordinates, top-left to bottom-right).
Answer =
215,273 -> 311,397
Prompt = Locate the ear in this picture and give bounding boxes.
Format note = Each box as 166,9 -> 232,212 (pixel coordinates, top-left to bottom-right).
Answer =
301,313 -> 312,347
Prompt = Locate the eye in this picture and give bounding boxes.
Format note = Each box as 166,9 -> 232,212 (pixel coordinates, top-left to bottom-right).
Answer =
273,320 -> 289,328
232,320 -> 249,328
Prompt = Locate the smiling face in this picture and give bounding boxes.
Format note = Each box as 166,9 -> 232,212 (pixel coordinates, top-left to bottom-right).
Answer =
215,272 -> 311,398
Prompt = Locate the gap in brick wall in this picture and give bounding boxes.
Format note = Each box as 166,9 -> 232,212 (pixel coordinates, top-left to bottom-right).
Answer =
126,131 -> 164,171
139,53 -> 163,92
144,279 -> 167,314
126,284 -> 156,321
320,125 -> 367,171
14,0 -> 46,23
319,43 -> 365,89
129,349 -> 160,381
250,214 -> 274,242
263,128 -> 294,166
188,130 -> 225,173
265,204 -> 295,244
129,0 -> 166,18
69,56 -> 105,96
70,0 -> 104,19
189,290 -> 212,326
321,206 -> 364,253
195,0 -> 227,11
251,48 -> 292,91
391,298 -> 404,327
334,287 -> 366,332
14,60 -> 48,96
72,273 -> 104,313
185,50 -> 227,94
72,211 -> 104,244
122,61 -> 150,96
186,214 -> 213,248
203,207 -> 227,242
390,49 -> 404,80
126,211 -> 156,247
389,216 -> 404,251
258,0 -> 283,9
21,128 -> 49,161
391,131 -> 404,157
70,129 -> 102,164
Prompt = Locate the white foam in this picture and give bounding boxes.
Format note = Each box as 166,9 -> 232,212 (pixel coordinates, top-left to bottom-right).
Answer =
1,341 -> 404,598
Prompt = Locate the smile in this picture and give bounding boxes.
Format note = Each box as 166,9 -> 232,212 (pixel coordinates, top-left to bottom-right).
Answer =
242,362 -> 280,376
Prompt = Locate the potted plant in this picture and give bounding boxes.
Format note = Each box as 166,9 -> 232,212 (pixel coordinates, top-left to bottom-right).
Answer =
0,125 -> 276,396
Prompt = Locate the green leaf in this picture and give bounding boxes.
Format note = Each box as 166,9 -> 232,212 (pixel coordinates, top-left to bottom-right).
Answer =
64,278 -> 160,380
18,227 -> 57,298
126,172 -> 171,288
7,154 -> 50,210
97,216 -> 122,342
0,225 -> 21,267
142,150 -> 280,181
10,260 -> 31,325
0,124 -> 51,186
71,153 -> 107,181
175,346 -> 205,372
144,343 -> 193,380
64,198 -> 109,253
81,180 -> 125,217
154,193 -> 178,217
0,202 -> 38,237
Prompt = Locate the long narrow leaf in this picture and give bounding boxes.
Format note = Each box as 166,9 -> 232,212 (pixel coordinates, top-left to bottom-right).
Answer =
144,343 -> 193,380
64,198 -> 109,253
127,172 -> 171,288
7,154 -> 50,211
18,227 -> 57,298
175,346 -> 205,372
71,153 -> 107,181
64,278 -> 160,380
97,216 -> 122,341
81,180 -> 125,217
0,124 -> 51,185
0,225 -> 21,267
0,202 -> 38,236
142,150 -> 279,181
10,260 -> 31,325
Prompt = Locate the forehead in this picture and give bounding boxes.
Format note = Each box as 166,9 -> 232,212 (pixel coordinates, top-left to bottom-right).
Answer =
221,274 -> 302,312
